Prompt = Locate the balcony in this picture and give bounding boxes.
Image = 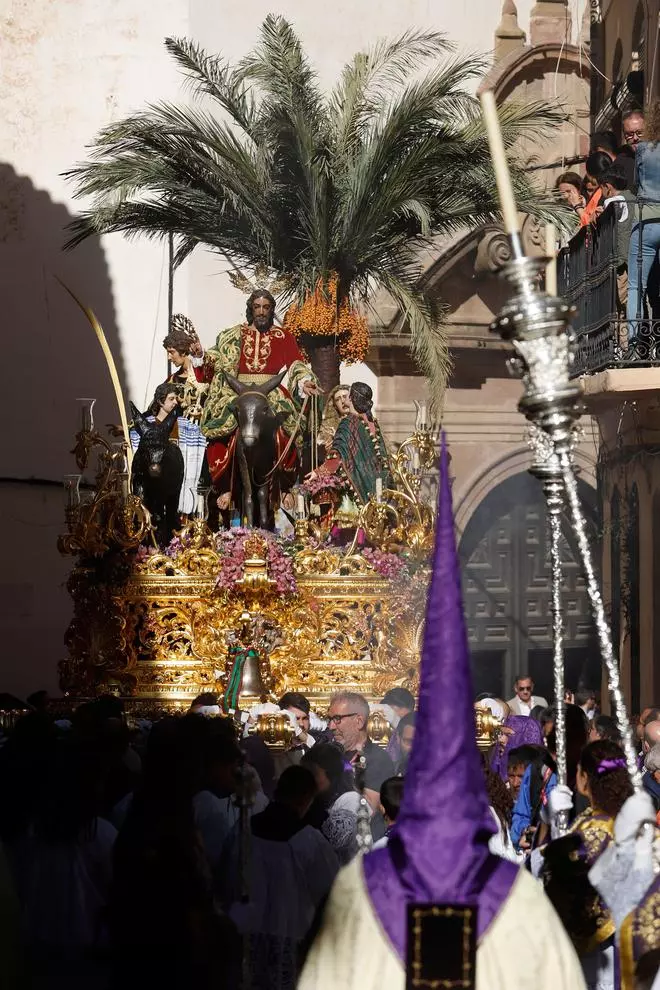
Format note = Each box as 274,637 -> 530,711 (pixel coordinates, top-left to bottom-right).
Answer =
558,205 -> 660,377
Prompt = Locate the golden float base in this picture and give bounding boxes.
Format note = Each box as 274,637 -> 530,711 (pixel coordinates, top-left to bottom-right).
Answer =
59,533 -> 428,712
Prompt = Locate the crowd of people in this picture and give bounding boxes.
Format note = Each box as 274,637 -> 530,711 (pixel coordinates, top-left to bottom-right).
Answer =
477,680 -> 660,988
0,675 -> 657,989
0,685 -> 417,990
555,104 -> 660,332
2,439 -> 659,988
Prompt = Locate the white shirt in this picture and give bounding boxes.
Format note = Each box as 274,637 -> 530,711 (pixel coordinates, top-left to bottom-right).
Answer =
111,785 -> 269,868
507,695 -> 548,717
9,818 -> 117,950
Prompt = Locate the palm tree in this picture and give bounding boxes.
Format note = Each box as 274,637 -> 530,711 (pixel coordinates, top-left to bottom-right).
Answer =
66,16 -> 568,397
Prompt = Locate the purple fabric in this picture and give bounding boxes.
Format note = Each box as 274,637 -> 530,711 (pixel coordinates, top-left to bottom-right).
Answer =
490,715 -> 544,781
363,436 -> 517,961
386,731 -> 401,764
596,758 -> 626,774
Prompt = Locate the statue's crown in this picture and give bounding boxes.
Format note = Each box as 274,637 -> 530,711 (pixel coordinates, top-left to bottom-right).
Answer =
228,262 -> 291,297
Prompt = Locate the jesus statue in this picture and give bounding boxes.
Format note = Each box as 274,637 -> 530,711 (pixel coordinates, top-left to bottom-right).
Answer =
200,290 -> 319,506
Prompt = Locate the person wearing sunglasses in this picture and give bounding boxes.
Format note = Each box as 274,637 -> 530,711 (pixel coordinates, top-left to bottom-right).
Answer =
507,676 -> 547,717
326,692 -> 394,815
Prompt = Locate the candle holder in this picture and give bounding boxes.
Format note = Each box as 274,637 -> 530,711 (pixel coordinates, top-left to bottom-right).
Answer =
76,397 -> 96,434
63,474 -> 82,513
295,491 -> 307,521
196,485 -> 211,522
490,254 -> 641,793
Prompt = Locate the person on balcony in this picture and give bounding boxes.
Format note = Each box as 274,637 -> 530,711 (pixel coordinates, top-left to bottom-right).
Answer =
596,164 -> 634,317
555,171 -> 585,219
580,152 -> 613,227
590,129 -> 637,190
622,108 -> 646,151
627,102 -> 660,335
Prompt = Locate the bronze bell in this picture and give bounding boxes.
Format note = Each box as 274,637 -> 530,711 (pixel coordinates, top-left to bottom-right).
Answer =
238,649 -> 269,701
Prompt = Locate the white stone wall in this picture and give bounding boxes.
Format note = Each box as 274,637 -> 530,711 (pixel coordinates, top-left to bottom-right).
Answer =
0,0 -> 189,696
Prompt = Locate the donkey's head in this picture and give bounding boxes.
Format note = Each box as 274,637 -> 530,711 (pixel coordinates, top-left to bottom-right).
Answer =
130,401 -> 177,477
224,368 -> 287,447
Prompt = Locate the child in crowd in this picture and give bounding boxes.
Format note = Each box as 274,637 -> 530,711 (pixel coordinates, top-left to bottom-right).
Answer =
372,776 -> 404,850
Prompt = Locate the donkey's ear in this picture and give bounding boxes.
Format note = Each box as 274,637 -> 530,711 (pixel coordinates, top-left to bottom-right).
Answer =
160,408 -> 178,436
262,366 -> 287,395
130,401 -> 147,436
224,371 -> 245,395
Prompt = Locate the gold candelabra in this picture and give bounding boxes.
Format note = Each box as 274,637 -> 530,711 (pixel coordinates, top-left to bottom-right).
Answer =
347,405 -> 438,559
59,398 -> 151,557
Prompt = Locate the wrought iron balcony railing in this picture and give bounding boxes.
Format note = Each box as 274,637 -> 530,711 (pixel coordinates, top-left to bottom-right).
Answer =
558,204 -> 660,376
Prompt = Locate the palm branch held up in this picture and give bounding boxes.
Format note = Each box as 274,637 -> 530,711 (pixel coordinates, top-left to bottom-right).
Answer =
65,17 -> 570,397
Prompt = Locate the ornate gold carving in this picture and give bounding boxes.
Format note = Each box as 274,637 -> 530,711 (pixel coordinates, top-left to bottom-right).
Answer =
59,408 -> 435,708
61,560 -> 429,706
294,548 -> 372,576
60,425 -> 151,557
474,705 -> 504,752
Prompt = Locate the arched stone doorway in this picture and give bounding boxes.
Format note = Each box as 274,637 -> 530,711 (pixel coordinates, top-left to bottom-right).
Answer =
458,471 -> 600,702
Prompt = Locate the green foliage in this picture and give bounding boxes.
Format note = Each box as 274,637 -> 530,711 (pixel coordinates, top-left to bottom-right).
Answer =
65,16 -> 571,401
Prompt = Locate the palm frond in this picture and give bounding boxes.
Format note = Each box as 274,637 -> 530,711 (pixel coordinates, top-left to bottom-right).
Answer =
329,30 -> 453,158
65,17 -> 575,400
164,37 -> 259,139
238,14 -> 326,133
376,267 -> 450,416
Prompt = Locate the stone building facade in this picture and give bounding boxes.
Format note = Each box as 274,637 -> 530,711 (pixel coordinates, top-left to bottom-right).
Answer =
372,0 -> 599,699
577,0 -> 660,712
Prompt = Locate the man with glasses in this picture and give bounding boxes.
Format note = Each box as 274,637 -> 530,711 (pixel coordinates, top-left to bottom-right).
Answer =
327,692 -> 393,813
507,675 -> 547,717
622,109 -> 645,150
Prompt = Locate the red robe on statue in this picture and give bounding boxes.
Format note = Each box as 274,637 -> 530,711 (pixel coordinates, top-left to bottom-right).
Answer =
201,324 -> 313,492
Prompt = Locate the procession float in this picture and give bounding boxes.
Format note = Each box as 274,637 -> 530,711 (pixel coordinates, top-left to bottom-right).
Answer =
57,358 -> 437,716
49,18 -> 660,980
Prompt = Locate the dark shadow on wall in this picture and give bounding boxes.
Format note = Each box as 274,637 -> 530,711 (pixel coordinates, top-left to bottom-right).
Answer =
0,162 -> 126,481
0,163 -> 126,697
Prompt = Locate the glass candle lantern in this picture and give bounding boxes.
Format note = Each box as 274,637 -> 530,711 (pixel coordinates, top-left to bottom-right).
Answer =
76,398 -> 96,433
63,474 -> 82,510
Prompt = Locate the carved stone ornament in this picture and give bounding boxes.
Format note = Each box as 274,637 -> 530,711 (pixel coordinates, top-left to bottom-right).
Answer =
475,228 -> 513,274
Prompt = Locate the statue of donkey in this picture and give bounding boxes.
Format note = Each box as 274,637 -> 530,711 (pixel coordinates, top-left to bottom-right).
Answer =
224,368 -> 288,530
130,402 -> 184,546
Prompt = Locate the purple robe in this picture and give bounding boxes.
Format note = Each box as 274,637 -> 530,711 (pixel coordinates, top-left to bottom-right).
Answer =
362,436 -> 517,962
490,715 -> 544,781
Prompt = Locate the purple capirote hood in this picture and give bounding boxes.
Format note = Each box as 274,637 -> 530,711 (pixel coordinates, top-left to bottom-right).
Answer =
362,434 -> 517,961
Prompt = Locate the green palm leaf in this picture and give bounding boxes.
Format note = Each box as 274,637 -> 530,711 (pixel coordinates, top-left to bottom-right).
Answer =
65,15 -> 571,400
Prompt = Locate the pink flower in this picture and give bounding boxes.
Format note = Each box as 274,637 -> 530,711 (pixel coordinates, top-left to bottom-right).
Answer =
362,547 -> 408,580
214,528 -> 298,594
